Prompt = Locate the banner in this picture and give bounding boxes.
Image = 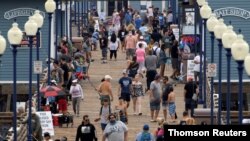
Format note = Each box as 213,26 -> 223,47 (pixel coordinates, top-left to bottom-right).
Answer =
36,111 -> 54,136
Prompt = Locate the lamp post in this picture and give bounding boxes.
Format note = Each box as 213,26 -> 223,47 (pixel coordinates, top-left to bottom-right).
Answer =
231,33 -> 249,125
0,32 -> 6,65
206,13 -> 219,125
222,25 -> 237,124
214,18 -> 227,125
24,16 -> 38,141
55,0 -> 59,58
45,0 -> 56,85
200,2 -> 212,108
32,10 -> 44,111
7,22 -> 23,141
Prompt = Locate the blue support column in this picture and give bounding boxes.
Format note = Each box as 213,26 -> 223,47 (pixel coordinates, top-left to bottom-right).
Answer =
47,13 -> 53,85
55,0 -> 59,59
70,0 -> 72,41
217,39 -> 223,125
28,36 -> 33,141
12,45 -> 18,141
210,32 -> 215,125
225,48 -> 232,124
60,0 -> 64,38
203,19 -> 207,108
36,29 -> 41,111
77,1 -> 80,36
237,61 -> 244,125
66,0 -> 68,38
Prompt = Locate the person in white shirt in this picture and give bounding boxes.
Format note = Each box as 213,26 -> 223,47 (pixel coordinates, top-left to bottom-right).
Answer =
69,79 -> 84,117
193,54 -> 203,83
136,36 -> 147,50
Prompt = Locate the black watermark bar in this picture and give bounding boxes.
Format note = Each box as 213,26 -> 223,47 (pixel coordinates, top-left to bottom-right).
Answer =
164,125 -> 250,141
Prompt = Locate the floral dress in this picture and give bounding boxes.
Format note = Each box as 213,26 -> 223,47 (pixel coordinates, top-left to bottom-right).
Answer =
132,82 -> 144,98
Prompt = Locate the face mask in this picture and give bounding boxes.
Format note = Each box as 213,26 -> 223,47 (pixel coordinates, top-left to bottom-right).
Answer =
110,119 -> 116,124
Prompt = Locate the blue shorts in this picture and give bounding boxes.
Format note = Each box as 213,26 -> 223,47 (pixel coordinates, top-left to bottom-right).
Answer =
121,93 -> 131,102
150,101 -> 160,111
101,123 -> 107,131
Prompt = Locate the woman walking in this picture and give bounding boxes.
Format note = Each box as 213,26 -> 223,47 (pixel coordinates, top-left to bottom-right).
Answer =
69,79 -> 84,117
131,74 -> 144,115
109,33 -> 120,61
135,43 -> 146,74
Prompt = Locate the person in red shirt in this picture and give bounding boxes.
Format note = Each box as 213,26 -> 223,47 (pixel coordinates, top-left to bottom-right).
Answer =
58,95 -> 67,113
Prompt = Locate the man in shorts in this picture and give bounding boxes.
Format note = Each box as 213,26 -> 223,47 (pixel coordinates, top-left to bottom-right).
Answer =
118,69 -> 132,108
149,74 -> 162,122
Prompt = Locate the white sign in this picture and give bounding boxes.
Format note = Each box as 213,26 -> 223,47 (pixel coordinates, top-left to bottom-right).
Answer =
34,61 -> 43,74
207,63 -> 217,77
214,7 -> 250,19
187,60 -> 195,80
36,111 -> 54,136
4,8 -> 46,20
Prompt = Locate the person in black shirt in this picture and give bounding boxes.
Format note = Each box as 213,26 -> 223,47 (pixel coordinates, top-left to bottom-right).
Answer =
118,25 -> 128,52
184,78 -> 197,117
60,58 -> 70,89
170,40 -> 180,79
76,115 -> 97,141
151,28 -> 162,43
100,34 -> 108,63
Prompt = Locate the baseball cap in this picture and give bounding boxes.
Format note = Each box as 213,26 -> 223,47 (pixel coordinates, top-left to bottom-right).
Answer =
139,36 -> 144,40
143,124 -> 149,130
104,75 -> 112,80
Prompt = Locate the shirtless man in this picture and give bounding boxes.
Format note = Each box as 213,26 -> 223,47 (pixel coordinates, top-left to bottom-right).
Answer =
167,86 -> 176,120
98,75 -> 114,105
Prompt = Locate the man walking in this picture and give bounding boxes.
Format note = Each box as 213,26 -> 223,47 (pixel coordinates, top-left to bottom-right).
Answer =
75,115 -> 97,141
118,69 -> 132,108
149,75 -> 162,122
102,113 -> 128,141
184,78 -> 197,117
145,50 -> 158,91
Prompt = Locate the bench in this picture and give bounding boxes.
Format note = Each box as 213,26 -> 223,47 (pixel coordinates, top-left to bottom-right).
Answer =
221,111 -> 250,124
193,108 -> 218,125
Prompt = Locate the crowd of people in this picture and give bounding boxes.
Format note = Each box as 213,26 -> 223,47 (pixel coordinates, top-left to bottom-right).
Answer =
22,4 -> 206,141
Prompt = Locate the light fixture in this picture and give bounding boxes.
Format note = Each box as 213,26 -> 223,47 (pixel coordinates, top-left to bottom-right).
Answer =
32,10 -> 44,28
222,26 -> 237,49
45,0 -> 56,13
24,16 -> 38,36
244,54 -> 250,75
200,2 -> 212,19
0,32 -> 6,55
197,0 -> 206,6
207,13 -> 219,32
7,22 -> 23,45
214,19 -> 227,39
231,34 -> 249,61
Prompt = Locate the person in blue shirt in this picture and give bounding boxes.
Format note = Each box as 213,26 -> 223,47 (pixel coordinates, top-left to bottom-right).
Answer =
158,13 -> 165,31
118,69 -> 132,108
136,124 -> 155,141
134,15 -> 142,30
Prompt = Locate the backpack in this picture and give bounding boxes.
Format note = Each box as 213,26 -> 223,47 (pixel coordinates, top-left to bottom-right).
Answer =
140,132 -> 151,141
153,47 -> 159,56
99,105 -> 111,115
